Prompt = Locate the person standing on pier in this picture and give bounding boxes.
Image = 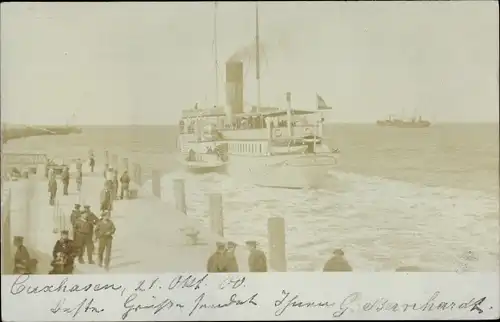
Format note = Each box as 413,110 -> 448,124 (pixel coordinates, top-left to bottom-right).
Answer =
119,170 -> 131,200
76,158 -> 83,172
51,230 -> 77,274
100,181 -> 113,212
70,204 -> 82,240
103,164 -> 110,179
13,236 -> 33,274
112,170 -> 119,200
246,240 -> 268,272
224,241 -> 239,272
95,211 -> 116,271
76,169 -> 83,193
323,248 -> 353,272
61,166 -> 70,196
207,242 -> 228,273
74,212 -> 95,264
48,175 -> 57,206
89,155 -> 95,173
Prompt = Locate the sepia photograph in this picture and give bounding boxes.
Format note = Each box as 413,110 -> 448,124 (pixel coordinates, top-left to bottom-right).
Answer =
1,1 -> 498,320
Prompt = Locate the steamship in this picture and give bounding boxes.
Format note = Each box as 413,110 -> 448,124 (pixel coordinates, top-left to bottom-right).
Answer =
176,3 -> 339,188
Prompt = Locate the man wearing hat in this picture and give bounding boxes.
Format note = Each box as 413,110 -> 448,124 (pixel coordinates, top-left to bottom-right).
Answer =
323,248 -> 352,272
207,242 -> 228,273
13,236 -> 31,274
246,240 -> 268,272
61,166 -> 70,196
81,205 -> 99,254
224,241 -> 239,272
74,211 -> 95,264
95,211 -> 116,271
100,181 -> 113,212
48,175 -> 57,206
51,230 -> 77,274
70,204 -> 83,240
119,170 -> 131,200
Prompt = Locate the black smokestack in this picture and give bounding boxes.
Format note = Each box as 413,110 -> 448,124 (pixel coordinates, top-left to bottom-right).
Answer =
225,61 -> 244,115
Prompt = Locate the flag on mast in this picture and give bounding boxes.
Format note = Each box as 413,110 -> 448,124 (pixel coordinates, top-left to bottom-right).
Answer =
316,93 -> 332,110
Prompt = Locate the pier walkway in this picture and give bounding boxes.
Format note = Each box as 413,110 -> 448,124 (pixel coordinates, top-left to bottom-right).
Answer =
7,164 -> 251,274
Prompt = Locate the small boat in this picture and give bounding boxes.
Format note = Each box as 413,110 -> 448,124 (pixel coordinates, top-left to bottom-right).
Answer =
179,149 -> 227,174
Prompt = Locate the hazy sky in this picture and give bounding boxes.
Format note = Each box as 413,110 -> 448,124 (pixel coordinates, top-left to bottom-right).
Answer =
1,1 -> 498,125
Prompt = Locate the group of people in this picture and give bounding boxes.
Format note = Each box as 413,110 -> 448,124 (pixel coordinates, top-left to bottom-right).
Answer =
101,165 -> 131,210
206,241 -> 352,272
50,203 -> 116,274
207,240 -> 268,272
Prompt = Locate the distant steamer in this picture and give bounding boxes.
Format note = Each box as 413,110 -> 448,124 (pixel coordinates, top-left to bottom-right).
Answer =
376,115 -> 431,128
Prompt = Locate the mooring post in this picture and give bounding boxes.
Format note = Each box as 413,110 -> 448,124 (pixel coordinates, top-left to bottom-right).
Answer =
173,179 -> 187,214
151,170 -> 161,198
267,216 -> 287,272
208,193 -> 224,237
133,163 -> 142,185
111,154 -> 118,170
122,157 -> 129,172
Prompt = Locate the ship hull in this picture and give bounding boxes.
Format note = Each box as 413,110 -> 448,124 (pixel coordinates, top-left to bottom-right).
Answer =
225,153 -> 337,189
376,121 -> 431,128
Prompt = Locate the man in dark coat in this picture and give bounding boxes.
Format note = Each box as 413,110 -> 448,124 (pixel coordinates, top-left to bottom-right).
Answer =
51,230 -> 78,274
100,182 -> 112,212
207,242 -> 228,273
119,170 -> 131,200
74,212 -> 95,264
323,249 -> 353,272
224,241 -> 239,272
48,176 -> 57,206
95,211 -> 116,271
13,236 -> 33,274
246,240 -> 268,272
61,166 -> 70,195
70,204 -> 82,240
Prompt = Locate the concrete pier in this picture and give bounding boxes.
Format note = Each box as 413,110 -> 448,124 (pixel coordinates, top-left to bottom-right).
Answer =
2,159 -> 251,273
267,216 -> 287,272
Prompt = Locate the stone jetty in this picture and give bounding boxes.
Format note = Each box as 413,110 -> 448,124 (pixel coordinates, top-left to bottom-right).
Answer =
1,151 -> 288,274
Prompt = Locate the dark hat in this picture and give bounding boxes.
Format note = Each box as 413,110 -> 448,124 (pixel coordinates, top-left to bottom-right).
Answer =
61,230 -> 69,235
333,248 -> 344,256
74,204 -> 81,208
227,241 -> 237,248
245,240 -> 257,247
84,205 -> 90,209
216,241 -> 226,249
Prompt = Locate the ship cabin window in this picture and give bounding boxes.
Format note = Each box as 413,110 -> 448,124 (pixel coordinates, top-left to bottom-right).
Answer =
259,144 -> 262,154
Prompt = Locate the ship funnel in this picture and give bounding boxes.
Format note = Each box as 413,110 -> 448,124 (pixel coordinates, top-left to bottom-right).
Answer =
225,61 -> 244,124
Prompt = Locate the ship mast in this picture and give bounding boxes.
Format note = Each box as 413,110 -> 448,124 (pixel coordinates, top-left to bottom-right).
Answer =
255,1 -> 261,113
214,2 -> 220,108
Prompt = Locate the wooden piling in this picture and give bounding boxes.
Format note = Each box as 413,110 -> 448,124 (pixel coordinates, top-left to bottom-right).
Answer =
133,163 -> 142,185
208,193 -> 224,237
151,170 -> 161,198
111,154 -> 118,170
173,179 -> 187,214
267,217 -> 287,272
122,157 -> 129,172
